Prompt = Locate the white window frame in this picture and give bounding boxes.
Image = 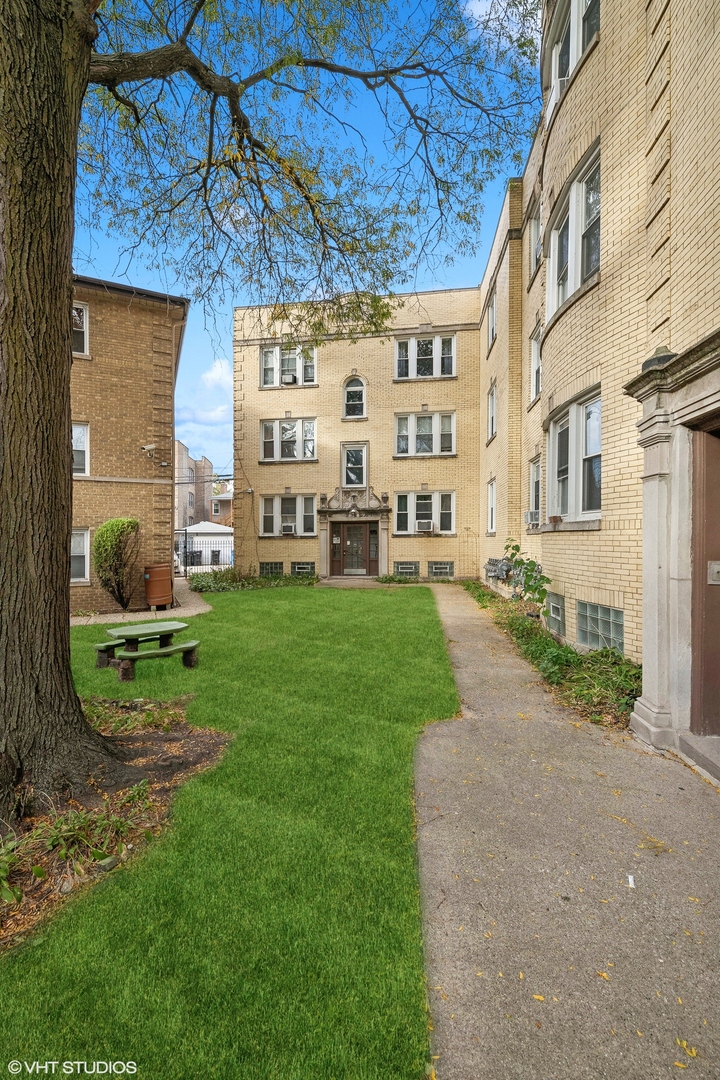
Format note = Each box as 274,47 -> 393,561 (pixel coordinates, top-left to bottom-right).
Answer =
260,418 -> 317,462
260,345 -> 317,388
72,303 -> 89,356
260,495 -> 316,536
487,289 -> 497,349
528,458 -> 541,526
343,377 -> 366,418
212,500 -> 220,515
546,156 -> 600,318
188,490 -> 194,508
529,202 -> 542,275
70,528 -> 90,582
394,491 -> 455,534
71,422 -> 89,476
545,0 -> 599,123
487,480 -> 496,535
546,393 -> 602,521
530,328 -> 542,401
343,444 -> 367,488
395,335 -> 455,379
487,383 -> 497,441
395,412 -> 455,456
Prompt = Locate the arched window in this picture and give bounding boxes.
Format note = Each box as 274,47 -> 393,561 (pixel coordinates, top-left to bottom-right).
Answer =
344,377 -> 365,418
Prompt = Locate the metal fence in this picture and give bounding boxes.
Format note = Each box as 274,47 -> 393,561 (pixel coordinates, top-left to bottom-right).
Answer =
174,531 -> 234,576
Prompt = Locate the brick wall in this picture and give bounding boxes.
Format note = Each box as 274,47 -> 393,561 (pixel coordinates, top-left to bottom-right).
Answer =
70,279 -> 187,613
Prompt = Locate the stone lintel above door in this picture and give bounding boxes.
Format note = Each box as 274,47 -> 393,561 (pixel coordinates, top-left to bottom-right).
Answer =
317,487 -> 392,518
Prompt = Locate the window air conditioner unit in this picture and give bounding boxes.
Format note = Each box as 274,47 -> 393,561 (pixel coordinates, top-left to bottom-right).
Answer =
281,523 -> 296,535
524,510 -> 540,526
416,520 -> 434,533
281,373 -> 297,384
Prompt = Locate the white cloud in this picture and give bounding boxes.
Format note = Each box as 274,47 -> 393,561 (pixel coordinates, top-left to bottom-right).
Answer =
201,357 -> 233,394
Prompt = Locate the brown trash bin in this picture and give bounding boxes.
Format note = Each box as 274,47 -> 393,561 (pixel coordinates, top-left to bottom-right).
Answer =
144,563 -> 173,608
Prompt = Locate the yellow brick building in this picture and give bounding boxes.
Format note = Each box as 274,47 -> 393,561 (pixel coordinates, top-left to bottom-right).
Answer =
234,0 -> 720,767
70,276 -> 188,613
234,291 -> 482,581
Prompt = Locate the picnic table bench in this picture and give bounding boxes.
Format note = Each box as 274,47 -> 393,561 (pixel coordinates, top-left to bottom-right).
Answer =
95,622 -> 199,682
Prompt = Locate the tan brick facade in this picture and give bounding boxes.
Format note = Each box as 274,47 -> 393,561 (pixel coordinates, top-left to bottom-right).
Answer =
70,277 -> 188,613
234,292 -> 482,580
233,0 -> 720,734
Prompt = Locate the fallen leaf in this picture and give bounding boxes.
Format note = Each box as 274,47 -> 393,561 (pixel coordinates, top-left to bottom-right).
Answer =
533,995 -> 545,1002
596,971 -> 610,981
519,972 -> 524,980
536,1021 -> 542,1028
484,931 -> 492,938
688,897 -> 701,903
674,1063 -> 688,1069
678,997 -> 683,1004
637,1030 -> 643,1037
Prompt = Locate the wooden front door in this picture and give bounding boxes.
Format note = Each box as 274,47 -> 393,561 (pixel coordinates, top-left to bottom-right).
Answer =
691,429 -> 720,734
330,522 -> 380,576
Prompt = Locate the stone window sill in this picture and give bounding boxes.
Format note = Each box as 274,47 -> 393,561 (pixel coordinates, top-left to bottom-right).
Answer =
341,416 -> 368,422
392,453 -> 457,460
538,518 -> 601,532
258,458 -> 318,465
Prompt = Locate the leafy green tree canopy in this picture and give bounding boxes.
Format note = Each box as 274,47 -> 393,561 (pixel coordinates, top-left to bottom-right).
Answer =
83,0 -> 540,334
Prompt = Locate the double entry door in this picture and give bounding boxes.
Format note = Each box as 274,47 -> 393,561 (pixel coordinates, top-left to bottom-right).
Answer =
330,521 -> 379,576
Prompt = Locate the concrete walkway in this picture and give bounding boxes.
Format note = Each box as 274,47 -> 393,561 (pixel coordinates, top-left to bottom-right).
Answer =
70,576 -> 212,626
417,584 -> 720,1080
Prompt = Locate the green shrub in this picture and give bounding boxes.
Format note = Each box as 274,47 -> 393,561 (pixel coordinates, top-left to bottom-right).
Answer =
463,580 -> 642,725
188,569 -> 317,593
375,574 -> 420,584
92,518 -> 140,610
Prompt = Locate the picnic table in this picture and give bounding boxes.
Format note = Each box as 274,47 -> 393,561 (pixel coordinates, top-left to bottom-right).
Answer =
95,621 -> 199,681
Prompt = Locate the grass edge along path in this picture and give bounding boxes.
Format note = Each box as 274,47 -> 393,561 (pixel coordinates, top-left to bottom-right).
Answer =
463,581 -> 642,727
0,587 -> 458,1080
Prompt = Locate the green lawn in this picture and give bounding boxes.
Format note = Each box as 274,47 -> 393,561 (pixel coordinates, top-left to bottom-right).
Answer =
0,588 -> 457,1079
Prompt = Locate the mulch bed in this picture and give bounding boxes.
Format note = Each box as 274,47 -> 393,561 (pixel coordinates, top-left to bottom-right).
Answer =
0,699 -> 231,952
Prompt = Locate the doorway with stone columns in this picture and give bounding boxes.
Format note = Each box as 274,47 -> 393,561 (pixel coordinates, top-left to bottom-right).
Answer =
625,334 -> 720,777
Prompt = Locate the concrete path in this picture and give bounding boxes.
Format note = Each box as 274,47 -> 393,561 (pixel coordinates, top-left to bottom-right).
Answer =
417,584 -> 720,1080
70,576 -> 211,626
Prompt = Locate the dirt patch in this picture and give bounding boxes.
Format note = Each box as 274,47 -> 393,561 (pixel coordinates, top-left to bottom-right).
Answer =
0,699 -> 231,952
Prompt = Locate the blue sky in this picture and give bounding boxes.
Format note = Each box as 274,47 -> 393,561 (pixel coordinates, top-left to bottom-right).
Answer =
73,175 -> 510,477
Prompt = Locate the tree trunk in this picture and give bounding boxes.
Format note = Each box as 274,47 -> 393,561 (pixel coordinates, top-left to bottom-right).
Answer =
0,0 -> 138,817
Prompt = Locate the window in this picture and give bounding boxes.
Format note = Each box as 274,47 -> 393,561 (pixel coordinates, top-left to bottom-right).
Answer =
291,562 -> 316,576
395,492 -> 454,534
395,413 -> 455,456
581,163 -> 601,281
577,601 -> 623,652
343,377 -> 366,418
261,344 -> 316,387
487,290 -> 497,349
188,491 -> 194,508
582,0 -> 600,49
344,445 -> 366,487
528,459 -> 541,526
547,158 -> 600,316
487,384 -> 497,441
546,592 -> 566,636
188,517 -> 194,526
530,328 -> 542,401
71,423 -> 88,475
72,304 -> 88,354
582,398 -> 602,512
260,562 -> 284,576
546,0 -> 600,121
529,202 -> 542,275
487,481 -> 496,534
548,395 -> 601,519
260,495 -> 315,535
70,529 -> 89,581
261,419 -> 316,461
189,467 -> 195,483
428,561 -> 454,579
394,561 -> 420,578
212,500 -> 220,515
395,336 -> 455,379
